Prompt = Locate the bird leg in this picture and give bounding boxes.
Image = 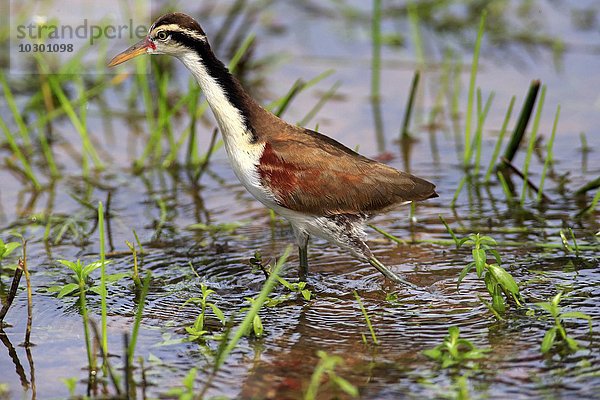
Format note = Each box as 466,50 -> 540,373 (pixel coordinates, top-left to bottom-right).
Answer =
293,226 -> 310,279
298,243 -> 309,279
368,256 -> 418,289
315,214 -> 418,287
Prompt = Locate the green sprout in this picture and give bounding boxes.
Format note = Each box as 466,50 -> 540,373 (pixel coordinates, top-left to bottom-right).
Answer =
423,326 -> 490,368
277,276 -> 312,301
50,258 -> 114,373
536,292 -> 592,355
183,283 -> 226,342
0,238 -> 21,262
457,233 -> 522,317
243,296 -> 265,337
304,350 -> 358,400
165,368 -> 197,400
50,259 -> 115,298
250,251 -> 312,301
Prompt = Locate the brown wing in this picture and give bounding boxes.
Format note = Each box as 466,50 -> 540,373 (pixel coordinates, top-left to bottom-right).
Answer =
257,129 -> 437,215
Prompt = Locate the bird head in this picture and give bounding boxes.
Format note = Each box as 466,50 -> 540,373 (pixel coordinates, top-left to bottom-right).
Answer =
108,12 -> 207,66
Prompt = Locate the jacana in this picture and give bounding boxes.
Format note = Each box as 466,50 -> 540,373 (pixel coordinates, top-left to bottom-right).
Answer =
108,12 -> 438,286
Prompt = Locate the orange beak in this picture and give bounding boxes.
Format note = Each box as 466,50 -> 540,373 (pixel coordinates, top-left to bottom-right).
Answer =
108,37 -> 154,67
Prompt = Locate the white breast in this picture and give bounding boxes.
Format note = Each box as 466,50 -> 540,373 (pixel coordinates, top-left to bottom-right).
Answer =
222,136 -> 280,210
180,52 -> 279,209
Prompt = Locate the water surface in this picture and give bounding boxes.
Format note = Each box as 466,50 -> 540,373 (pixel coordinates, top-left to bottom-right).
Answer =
1,1 -> 599,399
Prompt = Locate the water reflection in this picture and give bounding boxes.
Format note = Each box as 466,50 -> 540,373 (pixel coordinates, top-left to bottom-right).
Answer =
0,0 -> 599,398
0,329 -> 35,398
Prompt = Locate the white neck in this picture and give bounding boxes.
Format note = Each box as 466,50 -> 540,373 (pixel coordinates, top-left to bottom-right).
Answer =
179,52 -> 250,143
177,52 -> 277,207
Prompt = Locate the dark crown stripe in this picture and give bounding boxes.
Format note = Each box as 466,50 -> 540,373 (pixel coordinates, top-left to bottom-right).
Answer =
166,30 -> 257,141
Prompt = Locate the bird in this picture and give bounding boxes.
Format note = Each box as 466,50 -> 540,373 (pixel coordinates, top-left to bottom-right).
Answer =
108,12 -> 438,286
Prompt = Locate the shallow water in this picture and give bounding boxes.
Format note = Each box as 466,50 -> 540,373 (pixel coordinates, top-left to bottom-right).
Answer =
1,0 -> 599,399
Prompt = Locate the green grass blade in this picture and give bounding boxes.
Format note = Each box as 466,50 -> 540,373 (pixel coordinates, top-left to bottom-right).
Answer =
353,290 -> 379,345
407,2 -> 425,66
298,81 -> 341,127
520,85 -> 546,204
0,72 -> 32,148
463,11 -> 487,167
228,33 -> 256,74
128,272 -> 151,364
451,176 -> 468,208
0,115 -> 41,190
134,59 -> 157,168
47,76 -> 104,170
79,278 -> 95,373
582,189 -> 600,216
537,104 -> 560,203
401,70 -> 420,140
37,124 -> 59,178
484,96 -> 515,182
215,246 -> 291,369
371,0 -> 382,101
502,80 -> 540,164
32,78 -> 113,131
268,69 -> 335,115
438,215 -> 459,247
497,171 -> 513,202
473,90 -> 494,176
98,201 -> 108,357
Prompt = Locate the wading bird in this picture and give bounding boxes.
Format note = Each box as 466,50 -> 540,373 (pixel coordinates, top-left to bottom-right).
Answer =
108,13 -> 437,285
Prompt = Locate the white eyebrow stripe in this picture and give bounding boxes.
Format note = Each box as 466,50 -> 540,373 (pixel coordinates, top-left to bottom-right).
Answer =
149,24 -> 206,41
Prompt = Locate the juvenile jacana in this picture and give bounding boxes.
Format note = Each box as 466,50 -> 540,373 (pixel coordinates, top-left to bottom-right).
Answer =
108,13 -> 438,285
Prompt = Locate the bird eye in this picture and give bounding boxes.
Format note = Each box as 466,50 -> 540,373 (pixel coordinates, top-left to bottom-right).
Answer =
156,31 -> 168,41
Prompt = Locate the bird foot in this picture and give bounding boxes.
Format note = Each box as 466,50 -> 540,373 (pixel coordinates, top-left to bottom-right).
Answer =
368,257 -> 418,289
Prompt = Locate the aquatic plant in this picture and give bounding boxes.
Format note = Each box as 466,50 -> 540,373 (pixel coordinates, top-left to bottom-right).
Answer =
0,238 -> 23,324
0,238 -> 20,263
304,350 -> 358,400
54,259 -> 102,372
456,233 -> 522,317
165,368 -> 197,400
183,283 -> 226,342
250,250 -> 312,301
536,292 -> 592,355
423,326 -> 489,368
243,296 -> 265,337
354,290 -> 379,345
128,272 -> 152,364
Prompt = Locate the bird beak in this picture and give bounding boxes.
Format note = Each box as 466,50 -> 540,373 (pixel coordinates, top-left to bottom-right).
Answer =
108,37 -> 154,67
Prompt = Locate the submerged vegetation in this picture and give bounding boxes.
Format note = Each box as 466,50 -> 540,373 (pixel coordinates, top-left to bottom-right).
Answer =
0,0 -> 598,399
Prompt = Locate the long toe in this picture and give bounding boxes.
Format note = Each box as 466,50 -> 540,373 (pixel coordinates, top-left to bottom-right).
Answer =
368,256 -> 418,289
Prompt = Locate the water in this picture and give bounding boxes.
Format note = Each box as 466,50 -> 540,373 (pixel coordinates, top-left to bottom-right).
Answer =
1,1 -> 599,399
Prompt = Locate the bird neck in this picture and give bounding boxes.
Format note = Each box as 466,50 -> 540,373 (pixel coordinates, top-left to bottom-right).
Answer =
178,47 -> 260,144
